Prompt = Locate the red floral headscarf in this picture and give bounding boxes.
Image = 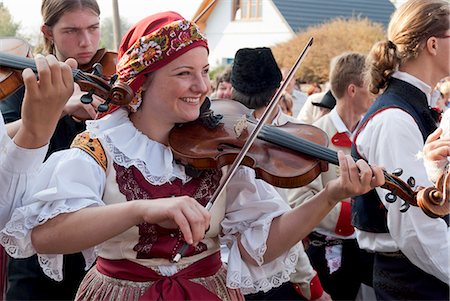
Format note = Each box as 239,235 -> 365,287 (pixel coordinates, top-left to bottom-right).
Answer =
112,11 -> 208,112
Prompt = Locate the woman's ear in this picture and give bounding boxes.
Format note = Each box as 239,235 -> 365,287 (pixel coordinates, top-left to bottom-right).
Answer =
141,73 -> 154,92
426,36 -> 438,55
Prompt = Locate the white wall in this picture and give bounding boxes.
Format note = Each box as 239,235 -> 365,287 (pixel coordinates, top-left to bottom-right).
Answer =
204,0 -> 294,68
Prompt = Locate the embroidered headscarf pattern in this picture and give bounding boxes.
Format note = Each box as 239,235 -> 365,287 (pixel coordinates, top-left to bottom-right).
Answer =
115,12 -> 208,112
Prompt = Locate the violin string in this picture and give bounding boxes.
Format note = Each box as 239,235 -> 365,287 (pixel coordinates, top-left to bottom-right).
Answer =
0,53 -> 95,83
259,125 -> 398,184
259,126 -> 338,163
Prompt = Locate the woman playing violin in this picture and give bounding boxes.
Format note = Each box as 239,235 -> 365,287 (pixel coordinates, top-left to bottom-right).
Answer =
1,11 -> 384,301
1,1 -> 107,300
351,0 -> 449,299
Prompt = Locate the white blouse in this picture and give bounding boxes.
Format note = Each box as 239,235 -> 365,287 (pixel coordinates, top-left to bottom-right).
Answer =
1,108 -> 301,295
354,71 -> 450,284
0,112 -> 48,230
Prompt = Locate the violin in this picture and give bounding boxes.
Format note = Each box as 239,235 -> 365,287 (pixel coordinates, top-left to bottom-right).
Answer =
0,37 -> 33,99
78,48 -> 118,80
0,40 -> 133,112
170,99 -> 329,188
416,172 -> 450,218
169,99 -> 450,218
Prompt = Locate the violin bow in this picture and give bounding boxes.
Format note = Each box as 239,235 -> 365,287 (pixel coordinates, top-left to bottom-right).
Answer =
192,0 -> 217,23
172,37 -> 314,263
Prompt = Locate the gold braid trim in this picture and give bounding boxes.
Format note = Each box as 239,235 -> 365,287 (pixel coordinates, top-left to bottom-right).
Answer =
70,131 -> 107,172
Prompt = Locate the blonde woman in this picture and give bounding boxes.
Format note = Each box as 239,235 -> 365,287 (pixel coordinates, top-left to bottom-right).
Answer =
351,0 -> 450,299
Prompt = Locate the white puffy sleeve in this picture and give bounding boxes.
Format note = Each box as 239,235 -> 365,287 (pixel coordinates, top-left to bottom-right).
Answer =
0,148 -> 106,281
220,167 -> 301,294
0,138 -> 48,230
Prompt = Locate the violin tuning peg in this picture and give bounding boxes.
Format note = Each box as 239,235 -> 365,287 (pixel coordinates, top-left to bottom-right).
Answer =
97,102 -> 109,113
80,89 -> 94,104
407,177 -> 415,188
400,201 -> 410,213
392,168 -> 403,176
91,63 -> 103,77
385,192 -> 397,203
109,74 -> 118,85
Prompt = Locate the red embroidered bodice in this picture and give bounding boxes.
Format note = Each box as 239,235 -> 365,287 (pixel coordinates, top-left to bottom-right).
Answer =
114,163 -> 222,260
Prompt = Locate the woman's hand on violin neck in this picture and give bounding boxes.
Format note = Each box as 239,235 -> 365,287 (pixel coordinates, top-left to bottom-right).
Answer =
134,196 -> 211,245
15,55 -> 75,149
325,151 -> 385,203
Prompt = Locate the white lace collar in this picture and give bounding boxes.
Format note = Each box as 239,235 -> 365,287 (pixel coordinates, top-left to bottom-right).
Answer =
86,108 -> 189,185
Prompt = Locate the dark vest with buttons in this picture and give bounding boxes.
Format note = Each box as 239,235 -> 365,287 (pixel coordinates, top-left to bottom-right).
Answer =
351,78 -> 448,232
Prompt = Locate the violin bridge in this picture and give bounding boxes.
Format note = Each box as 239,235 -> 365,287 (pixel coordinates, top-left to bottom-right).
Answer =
234,115 -> 247,137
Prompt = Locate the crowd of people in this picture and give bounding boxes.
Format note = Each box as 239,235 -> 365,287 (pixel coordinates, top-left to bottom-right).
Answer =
0,0 -> 448,300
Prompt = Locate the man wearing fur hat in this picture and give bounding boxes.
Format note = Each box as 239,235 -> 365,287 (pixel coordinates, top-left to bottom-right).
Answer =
230,47 -> 331,301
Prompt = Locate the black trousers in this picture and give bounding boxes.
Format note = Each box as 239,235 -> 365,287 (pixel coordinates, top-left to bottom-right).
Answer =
6,253 -> 86,301
306,235 -> 374,301
373,252 -> 449,301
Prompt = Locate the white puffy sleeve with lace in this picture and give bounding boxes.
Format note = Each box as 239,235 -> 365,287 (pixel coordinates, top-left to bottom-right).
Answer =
220,167 -> 301,295
0,114 -> 48,230
0,148 -> 106,281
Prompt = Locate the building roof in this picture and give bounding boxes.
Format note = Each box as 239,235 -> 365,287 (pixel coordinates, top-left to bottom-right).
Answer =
272,0 -> 395,32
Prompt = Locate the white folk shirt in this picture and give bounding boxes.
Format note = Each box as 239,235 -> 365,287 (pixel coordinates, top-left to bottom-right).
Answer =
282,109 -> 356,238
0,112 -> 48,230
354,71 -> 450,284
0,108 -> 301,295
271,108 -> 321,298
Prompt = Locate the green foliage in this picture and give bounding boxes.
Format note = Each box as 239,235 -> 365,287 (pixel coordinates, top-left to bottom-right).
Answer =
209,64 -> 228,83
272,17 -> 386,83
100,16 -> 132,51
0,3 -> 20,37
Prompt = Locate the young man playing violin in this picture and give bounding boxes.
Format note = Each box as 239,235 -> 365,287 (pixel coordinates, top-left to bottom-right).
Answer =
0,0 -> 109,300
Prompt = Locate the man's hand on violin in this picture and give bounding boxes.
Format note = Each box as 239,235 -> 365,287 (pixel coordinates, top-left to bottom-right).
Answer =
325,151 -> 385,204
15,54 -> 76,149
135,196 -> 211,246
62,82 -> 103,121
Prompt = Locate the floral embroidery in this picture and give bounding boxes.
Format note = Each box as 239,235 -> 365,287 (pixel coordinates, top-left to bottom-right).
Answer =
117,20 -> 207,85
114,163 -> 221,259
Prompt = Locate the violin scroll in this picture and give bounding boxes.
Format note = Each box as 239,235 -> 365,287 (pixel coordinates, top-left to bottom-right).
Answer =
109,81 -> 134,106
415,172 -> 450,218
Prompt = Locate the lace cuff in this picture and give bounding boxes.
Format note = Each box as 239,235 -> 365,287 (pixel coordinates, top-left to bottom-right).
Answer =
35,247 -> 97,282
222,211 -> 300,294
225,239 -> 300,295
1,199 -> 101,280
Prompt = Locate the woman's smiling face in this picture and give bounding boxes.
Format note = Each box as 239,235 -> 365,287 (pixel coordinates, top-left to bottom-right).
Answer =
140,47 -> 210,126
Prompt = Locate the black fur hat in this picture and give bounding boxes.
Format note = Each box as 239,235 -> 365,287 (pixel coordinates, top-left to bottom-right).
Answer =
231,47 -> 282,94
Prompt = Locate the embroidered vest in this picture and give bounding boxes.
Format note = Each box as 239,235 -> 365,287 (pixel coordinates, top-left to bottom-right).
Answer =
351,78 -> 448,233
71,131 -> 223,259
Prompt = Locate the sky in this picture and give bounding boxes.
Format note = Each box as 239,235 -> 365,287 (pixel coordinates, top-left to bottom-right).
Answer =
1,0 -> 203,38
2,0 -> 412,43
